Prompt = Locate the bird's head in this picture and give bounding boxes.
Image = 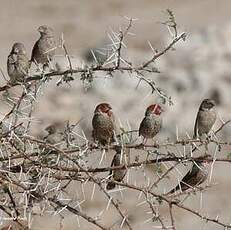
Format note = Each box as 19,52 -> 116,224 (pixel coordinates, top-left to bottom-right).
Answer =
45,124 -> 57,135
11,43 -> 26,54
45,122 -> 63,135
145,104 -> 163,116
95,103 -> 113,116
38,25 -> 54,37
200,99 -> 215,110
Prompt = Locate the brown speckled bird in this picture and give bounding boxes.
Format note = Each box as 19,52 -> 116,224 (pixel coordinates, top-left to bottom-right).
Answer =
194,99 -> 216,138
7,43 -> 30,83
168,162 -> 209,194
92,103 -> 116,145
139,104 -> 163,143
106,146 -> 129,190
31,25 -> 56,66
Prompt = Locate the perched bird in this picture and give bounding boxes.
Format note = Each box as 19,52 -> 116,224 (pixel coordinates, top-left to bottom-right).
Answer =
45,123 -> 60,135
92,103 -> 116,145
106,146 -> 129,190
168,161 -> 209,194
31,25 -> 56,66
7,42 -> 30,83
139,104 -> 163,143
194,99 -> 216,138
44,122 -> 64,145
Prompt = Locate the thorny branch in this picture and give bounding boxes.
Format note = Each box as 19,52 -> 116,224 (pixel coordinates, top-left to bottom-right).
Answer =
0,13 -> 230,230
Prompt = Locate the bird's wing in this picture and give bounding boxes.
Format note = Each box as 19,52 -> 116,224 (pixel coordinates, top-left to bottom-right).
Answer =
31,40 -> 39,62
193,110 -> 200,138
7,54 -> 17,64
108,153 -> 117,176
138,117 -> 146,136
168,163 -> 200,194
180,164 -> 200,185
17,54 -> 30,75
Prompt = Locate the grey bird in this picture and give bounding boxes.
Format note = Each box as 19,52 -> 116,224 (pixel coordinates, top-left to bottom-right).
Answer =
31,25 -> 56,66
194,99 -> 216,138
106,146 -> 129,190
139,104 -> 163,143
7,42 -> 30,83
168,161 -> 209,194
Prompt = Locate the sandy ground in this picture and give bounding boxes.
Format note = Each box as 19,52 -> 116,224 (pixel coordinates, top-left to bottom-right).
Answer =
1,1 -> 231,229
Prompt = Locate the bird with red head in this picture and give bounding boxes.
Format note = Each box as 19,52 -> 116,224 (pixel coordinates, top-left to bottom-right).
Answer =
139,104 -> 163,143
92,103 -> 116,145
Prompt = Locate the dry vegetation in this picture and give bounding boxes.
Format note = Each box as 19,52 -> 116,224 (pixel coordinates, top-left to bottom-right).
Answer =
1,3 -> 231,230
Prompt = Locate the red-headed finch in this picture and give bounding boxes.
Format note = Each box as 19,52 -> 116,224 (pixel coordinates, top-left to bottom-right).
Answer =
106,146 -> 129,190
7,42 -> 30,83
194,99 -> 216,138
31,25 -> 56,66
92,103 -> 116,145
139,104 -> 163,143
168,161 -> 208,194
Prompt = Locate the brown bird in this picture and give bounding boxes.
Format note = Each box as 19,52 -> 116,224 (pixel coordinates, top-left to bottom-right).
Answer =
106,146 -> 129,190
92,103 -> 116,145
44,122 -> 64,145
168,161 -> 209,194
7,42 -> 30,83
31,25 -> 56,66
194,99 -> 216,138
139,104 -> 163,143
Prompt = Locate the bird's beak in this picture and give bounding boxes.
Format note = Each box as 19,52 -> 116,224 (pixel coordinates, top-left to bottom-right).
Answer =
37,27 -> 44,33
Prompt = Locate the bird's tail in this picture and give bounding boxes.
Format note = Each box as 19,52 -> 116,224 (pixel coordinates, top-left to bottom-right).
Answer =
3,186 -> 19,217
166,189 -> 175,196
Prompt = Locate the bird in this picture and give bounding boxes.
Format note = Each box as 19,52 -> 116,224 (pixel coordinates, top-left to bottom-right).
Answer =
31,25 -> 56,66
194,99 -> 216,138
168,161 -> 209,194
106,146 -> 129,190
43,122 -> 64,145
7,42 -> 30,83
139,104 -> 163,143
92,103 -> 116,145
45,122 -> 60,135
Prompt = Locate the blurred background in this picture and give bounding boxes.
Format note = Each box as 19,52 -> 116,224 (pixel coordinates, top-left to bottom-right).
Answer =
1,0 -> 231,229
